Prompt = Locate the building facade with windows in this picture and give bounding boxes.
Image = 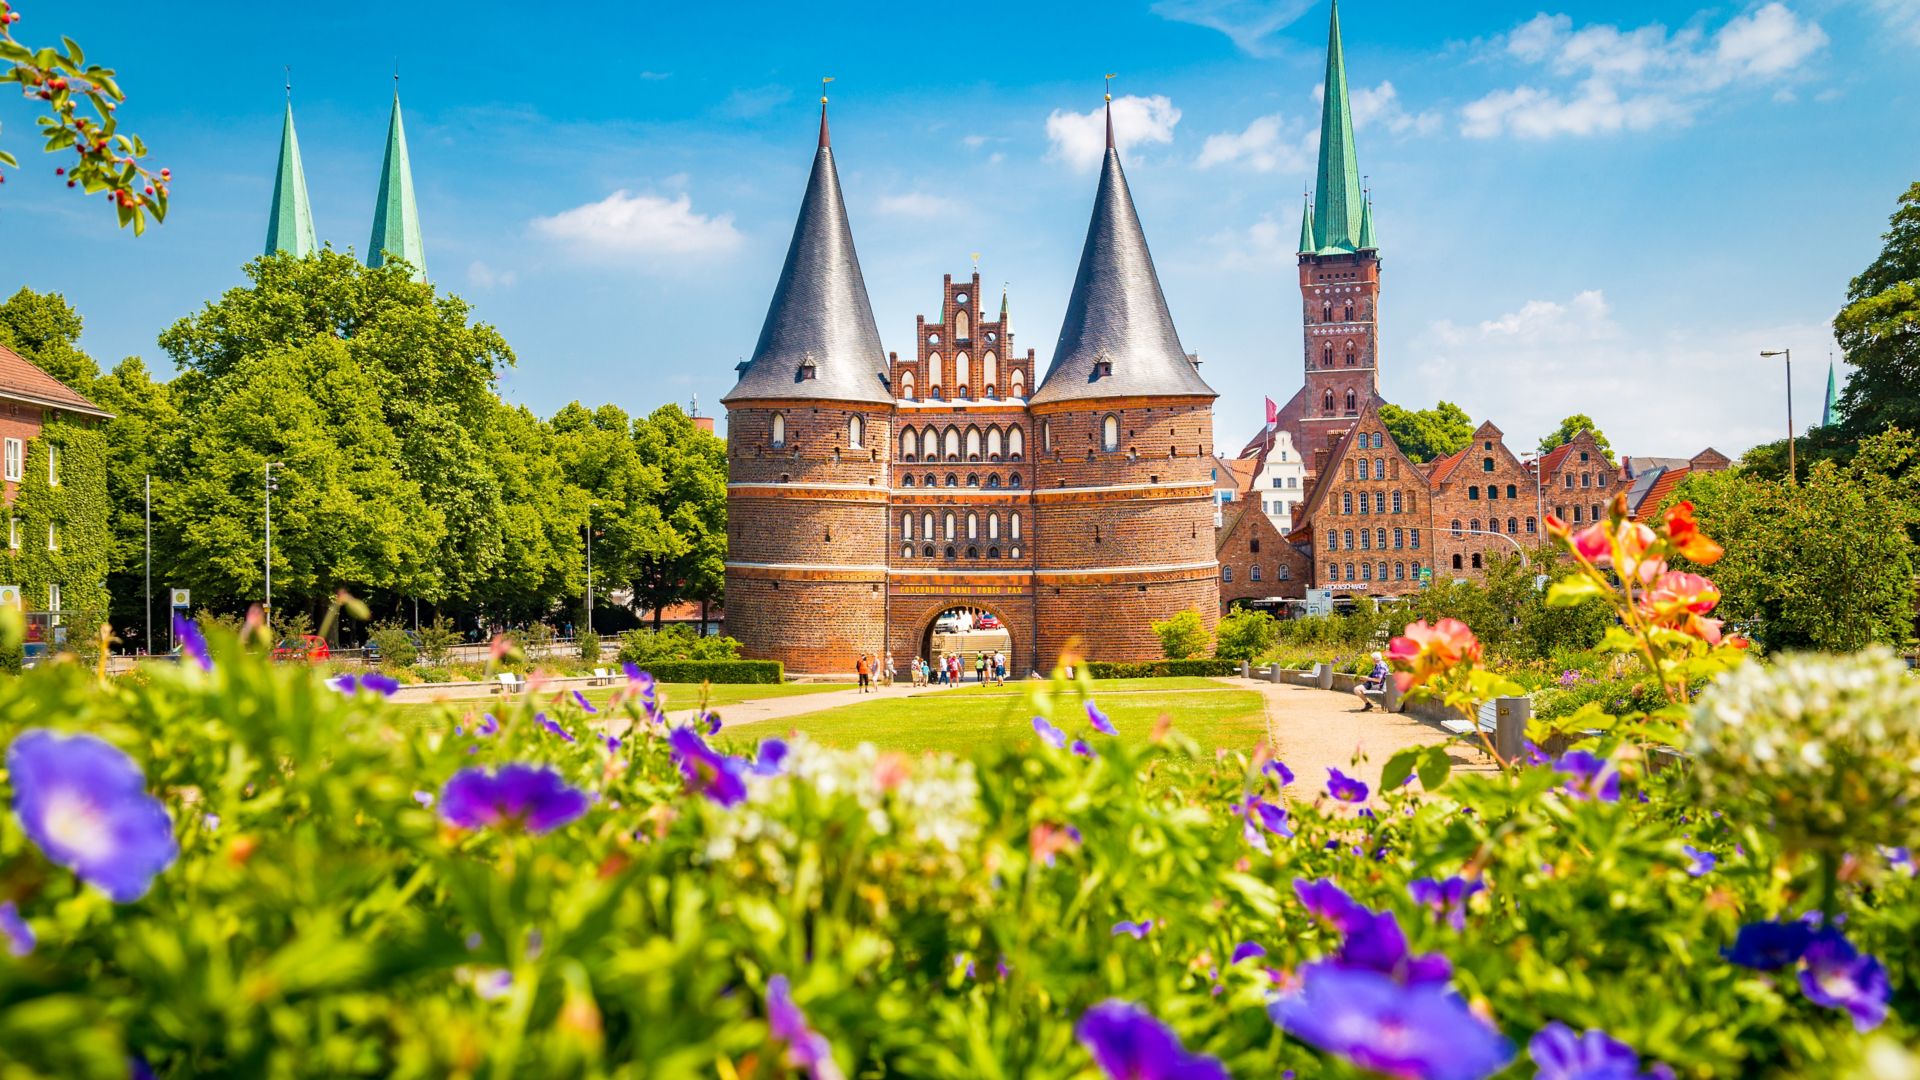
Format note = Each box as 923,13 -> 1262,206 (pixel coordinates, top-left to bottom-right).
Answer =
723,98 -> 1219,675
1429,422 -> 1539,580
0,342 -> 112,639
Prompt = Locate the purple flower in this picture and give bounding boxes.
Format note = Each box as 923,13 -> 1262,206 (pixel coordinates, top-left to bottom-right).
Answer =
173,612 -> 211,672
622,664 -> 661,717
1409,876 -> 1484,931
0,901 -> 33,957
702,711 -> 723,736
571,690 -> 598,713
1075,1000 -> 1229,1080
1339,908 -> 1453,987
1237,794 -> 1293,851
1554,751 -> 1620,803
1111,919 -> 1155,939
1558,670 -> 1581,687
766,975 -> 841,1079
476,713 -> 501,737
1264,759 -> 1296,787
750,738 -> 790,777
327,673 -> 360,694
1883,846 -> 1914,876
438,764 -> 590,834
669,727 -> 749,807
1798,931 -> 1890,1031
1724,920 -> 1813,970
1230,941 -> 1267,965
1086,702 -> 1117,736
536,713 -> 576,743
1529,1022 -> 1666,1080
602,733 -> 622,752
1681,845 -> 1716,877
1522,741 -> 1553,766
1271,963 -> 1513,1080
1294,878 -> 1367,932
412,790 -> 435,808
1032,716 -> 1067,750
1071,738 -> 1095,758
7,730 -> 178,902
362,672 -> 400,696
1326,767 -> 1369,803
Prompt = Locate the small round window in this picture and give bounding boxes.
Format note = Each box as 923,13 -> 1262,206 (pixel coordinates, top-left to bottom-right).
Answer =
986,331 -> 998,343
928,333 -> 942,346
954,293 -> 970,306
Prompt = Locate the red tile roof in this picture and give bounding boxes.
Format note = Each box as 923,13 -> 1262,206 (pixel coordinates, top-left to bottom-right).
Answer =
1631,468 -> 1689,521
1426,448 -> 1468,485
1217,455 -> 1259,494
1536,442 -> 1575,480
0,342 -> 109,417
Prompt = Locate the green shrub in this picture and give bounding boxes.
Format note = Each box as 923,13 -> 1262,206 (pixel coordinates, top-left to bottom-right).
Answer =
1085,659 -> 1240,679
616,625 -> 742,665
418,615 -> 458,665
624,658 -> 782,683
367,621 -> 419,667
1214,609 -> 1277,661
576,629 -> 602,664
1151,609 -> 1211,660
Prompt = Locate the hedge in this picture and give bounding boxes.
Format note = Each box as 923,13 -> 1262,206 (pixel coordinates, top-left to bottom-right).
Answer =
626,659 -> 784,684
1085,659 -> 1241,679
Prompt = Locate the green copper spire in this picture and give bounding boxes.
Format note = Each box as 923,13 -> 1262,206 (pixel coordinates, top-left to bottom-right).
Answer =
1312,0 -> 1364,254
1297,193 -> 1316,254
1357,194 -> 1376,250
1823,358 -> 1837,428
265,99 -> 318,258
368,90 -> 427,282
999,283 -> 1009,331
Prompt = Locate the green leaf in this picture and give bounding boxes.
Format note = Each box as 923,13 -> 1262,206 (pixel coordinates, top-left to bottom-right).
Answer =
1546,577 -> 1607,608
0,150 -> 16,168
1417,744 -> 1453,790
1381,746 -> 1423,790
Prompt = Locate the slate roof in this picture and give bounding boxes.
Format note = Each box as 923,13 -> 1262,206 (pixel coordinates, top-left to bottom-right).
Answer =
266,100 -> 317,259
723,104 -> 892,405
0,343 -> 110,417
368,92 -> 427,282
1030,105 -> 1214,405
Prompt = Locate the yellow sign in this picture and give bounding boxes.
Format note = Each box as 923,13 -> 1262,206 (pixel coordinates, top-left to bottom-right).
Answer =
894,585 -> 1027,596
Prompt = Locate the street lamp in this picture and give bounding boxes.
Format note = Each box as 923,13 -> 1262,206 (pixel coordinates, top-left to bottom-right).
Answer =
1761,349 -> 1794,483
264,462 -> 283,623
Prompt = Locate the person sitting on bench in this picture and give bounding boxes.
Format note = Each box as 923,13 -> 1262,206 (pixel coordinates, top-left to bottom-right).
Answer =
1354,651 -> 1388,711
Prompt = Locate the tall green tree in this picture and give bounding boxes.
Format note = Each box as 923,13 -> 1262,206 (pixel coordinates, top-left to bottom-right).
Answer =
1377,401 -> 1473,463
631,404 -> 727,625
1834,182 -> 1920,439
89,357 -> 177,648
1538,415 -> 1612,458
0,287 -> 98,394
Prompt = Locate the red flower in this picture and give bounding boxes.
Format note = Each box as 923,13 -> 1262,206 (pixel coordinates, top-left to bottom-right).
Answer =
1544,514 -> 1569,538
1571,523 -> 1612,565
1644,571 -> 1721,618
1387,618 -> 1482,692
1663,501 -> 1724,566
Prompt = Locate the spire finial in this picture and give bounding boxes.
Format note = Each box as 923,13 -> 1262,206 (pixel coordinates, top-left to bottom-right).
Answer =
971,251 -> 980,272
284,65 -> 292,100
393,58 -> 401,94
1103,73 -> 1117,149
818,76 -> 833,149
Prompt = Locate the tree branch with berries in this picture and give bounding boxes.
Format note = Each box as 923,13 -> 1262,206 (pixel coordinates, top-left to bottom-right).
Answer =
1,1 -> 168,234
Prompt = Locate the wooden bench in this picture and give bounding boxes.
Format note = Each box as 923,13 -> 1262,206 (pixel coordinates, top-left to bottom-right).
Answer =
494,672 -> 526,695
590,667 -> 614,686
1440,701 -> 1499,740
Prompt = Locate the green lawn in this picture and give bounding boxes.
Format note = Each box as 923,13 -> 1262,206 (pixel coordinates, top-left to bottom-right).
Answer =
392,680 -> 848,716
756,680 -> 1269,756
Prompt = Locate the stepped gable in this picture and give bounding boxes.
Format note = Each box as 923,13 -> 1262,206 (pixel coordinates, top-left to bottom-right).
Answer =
1030,99 -> 1213,405
723,101 -> 891,405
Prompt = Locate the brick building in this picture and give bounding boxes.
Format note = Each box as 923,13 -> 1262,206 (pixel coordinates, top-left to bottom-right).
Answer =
1217,501 -> 1309,608
1430,422 -> 1540,579
1286,395 -> 1430,596
0,342 -> 112,632
723,96 -> 1219,675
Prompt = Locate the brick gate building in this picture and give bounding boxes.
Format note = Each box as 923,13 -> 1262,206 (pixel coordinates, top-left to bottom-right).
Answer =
722,97 -> 1220,675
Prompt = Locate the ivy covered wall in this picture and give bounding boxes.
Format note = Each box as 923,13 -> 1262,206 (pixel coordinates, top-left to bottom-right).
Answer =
0,417 -> 111,623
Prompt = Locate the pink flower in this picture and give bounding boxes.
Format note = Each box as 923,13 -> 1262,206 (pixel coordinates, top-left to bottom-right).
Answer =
1387,618 -> 1482,692
1570,523 -> 1611,565
1613,522 -> 1664,584
1644,572 -> 1721,618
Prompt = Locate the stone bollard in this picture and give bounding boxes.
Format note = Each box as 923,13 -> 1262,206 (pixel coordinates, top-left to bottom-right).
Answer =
1315,663 -> 1334,691
1268,662 -> 1284,684
1382,675 -> 1402,714
1239,660 -> 1251,679
1493,696 -> 1530,763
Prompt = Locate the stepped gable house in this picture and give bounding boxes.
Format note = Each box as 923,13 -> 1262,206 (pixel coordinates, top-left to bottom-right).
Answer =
723,94 -> 1220,675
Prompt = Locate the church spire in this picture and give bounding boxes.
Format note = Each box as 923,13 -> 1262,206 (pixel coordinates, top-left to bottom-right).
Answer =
1824,357 -> 1838,428
1312,0 -> 1364,254
1357,192 -> 1376,250
265,82 -> 317,259
723,95 -> 890,405
1030,86 -> 1214,406
368,83 -> 427,282
1297,192 -> 1316,255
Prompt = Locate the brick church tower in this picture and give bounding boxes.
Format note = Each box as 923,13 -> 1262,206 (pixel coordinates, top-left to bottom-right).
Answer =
1292,0 -> 1382,459
1027,94 -> 1222,660
721,100 -> 894,673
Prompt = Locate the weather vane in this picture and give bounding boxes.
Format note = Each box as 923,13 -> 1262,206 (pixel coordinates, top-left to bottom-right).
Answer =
821,75 -> 833,104
971,251 -> 980,271
1104,72 -> 1116,101
285,65 -> 292,99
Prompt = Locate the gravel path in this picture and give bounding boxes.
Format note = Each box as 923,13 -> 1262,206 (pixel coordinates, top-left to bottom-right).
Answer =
1227,677 -> 1498,798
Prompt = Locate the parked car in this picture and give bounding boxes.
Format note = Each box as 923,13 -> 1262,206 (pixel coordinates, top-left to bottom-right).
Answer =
933,614 -> 965,634
364,633 -> 422,664
976,614 -> 1002,630
272,635 -> 332,662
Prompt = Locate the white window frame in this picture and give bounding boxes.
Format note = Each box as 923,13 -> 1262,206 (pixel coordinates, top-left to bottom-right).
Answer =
47,443 -> 58,487
47,522 -> 57,552
2,438 -> 19,482
6,517 -> 16,550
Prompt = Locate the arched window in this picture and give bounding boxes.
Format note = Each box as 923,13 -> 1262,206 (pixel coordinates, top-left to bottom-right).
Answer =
1323,389 -> 1336,414
1487,485 -> 1499,501
1392,490 -> 1403,513
1008,426 -> 1024,460
1360,529 -> 1371,550
1395,562 -> 1406,581
986,427 -> 1003,461
1471,552 -> 1483,570
1010,473 -> 1022,488
954,310 -> 970,339
923,513 -> 935,539
956,352 -> 971,390
902,474 -> 915,487
1344,529 -> 1355,549
1469,485 -> 1480,500
965,427 -> 982,461
1451,553 -> 1463,571
967,512 -> 978,540
1250,565 -> 1262,582
1506,484 -> 1518,499
1592,504 -> 1603,523
1374,458 -> 1385,477
924,543 -> 936,558
1450,519 -> 1463,537
848,414 -> 864,449
1101,415 -> 1120,452
1345,343 -> 1357,367
967,473 -> 980,487
1344,298 -> 1354,321
924,474 -> 936,488
983,352 -> 998,394
1376,528 -> 1386,549
1508,517 -> 1519,534
1011,369 -> 1026,398
945,546 -> 956,560
1526,517 -> 1537,534
1362,563 -> 1373,582
1010,512 -> 1022,539
1342,492 -> 1353,514
1323,300 -> 1334,322
989,514 -> 1000,540
900,370 -> 916,400
1470,519 -> 1481,533
1346,562 -> 1356,581
946,473 -> 958,488
1357,460 -> 1369,481
1393,528 -> 1404,549
902,513 -> 913,540
770,412 -> 787,447
944,427 -> 961,461
1344,389 -> 1357,413
1572,506 -> 1583,523
1326,532 -> 1338,552
902,544 -> 913,559
987,474 -> 1001,489
988,546 -> 1000,559
1378,561 -> 1388,582
900,427 -> 917,460
1222,566 -> 1234,583
944,513 -> 956,541
1322,344 -> 1334,368
1042,421 -> 1053,452
928,352 -> 942,388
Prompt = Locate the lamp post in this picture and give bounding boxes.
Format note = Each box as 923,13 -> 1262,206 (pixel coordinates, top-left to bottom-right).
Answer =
144,473 -> 151,655
1761,349 -> 1794,483
264,462 -> 283,623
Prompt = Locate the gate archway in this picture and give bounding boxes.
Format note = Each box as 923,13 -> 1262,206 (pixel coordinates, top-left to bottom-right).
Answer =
886,591 -> 1033,683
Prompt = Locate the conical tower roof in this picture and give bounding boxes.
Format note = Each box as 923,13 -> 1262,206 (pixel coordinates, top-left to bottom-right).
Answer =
368,90 -> 427,281
1297,193 -> 1316,255
723,101 -> 891,405
1030,99 -> 1213,405
1311,0 -> 1365,255
265,100 -> 317,258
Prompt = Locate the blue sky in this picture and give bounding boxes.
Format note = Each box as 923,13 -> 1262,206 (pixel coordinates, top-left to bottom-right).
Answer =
4,0 -> 1916,456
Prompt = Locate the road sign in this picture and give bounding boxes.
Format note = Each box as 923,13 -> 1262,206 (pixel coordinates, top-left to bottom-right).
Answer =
1418,567 -> 1433,581
169,588 -> 191,609
1304,588 -> 1334,617
0,585 -> 18,609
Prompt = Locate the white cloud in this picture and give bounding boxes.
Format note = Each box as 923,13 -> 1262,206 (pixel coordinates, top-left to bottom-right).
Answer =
1461,4 -> 1828,139
1150,0 -> 1316,57
1045,95 -> 1181,171
531,191 -> 742,257
1413,290 -> 1835,456
1208,214 -> 1301,267
1866,0 -> 1920,45
874,192 -> 963,218
1350,81 -> 1443,136
1197,113 -> 1315,173
466,261 -> 517,289
962,134 -> 990,149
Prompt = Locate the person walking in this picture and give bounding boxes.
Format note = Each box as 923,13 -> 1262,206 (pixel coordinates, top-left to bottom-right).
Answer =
856,654 -> 872,694
994,650 -> 1007,685
975,652 -> 987,684
884,652 -> 896,688
1354,651 -> 1388,711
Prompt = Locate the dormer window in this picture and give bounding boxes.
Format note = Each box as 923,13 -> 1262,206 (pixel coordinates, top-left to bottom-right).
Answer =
797,353 -> 817,381
1094,351 -> 1113,378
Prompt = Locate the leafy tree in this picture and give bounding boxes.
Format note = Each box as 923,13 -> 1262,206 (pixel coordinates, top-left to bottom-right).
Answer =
1834,183 -> 1920,439
1377,401 -> 1473,463
631,404 -> 727,624
0,287 -> 97,393
1538,414 -> 1612,458
1152,609 -> 1211,660
1214,608 -> 1277,661
89,357 -> 178,649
